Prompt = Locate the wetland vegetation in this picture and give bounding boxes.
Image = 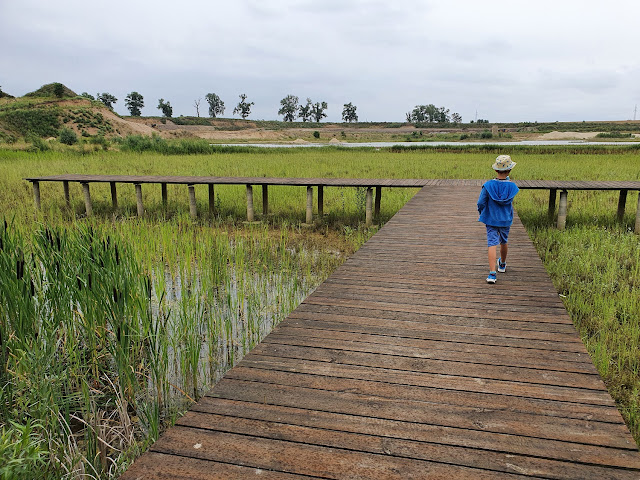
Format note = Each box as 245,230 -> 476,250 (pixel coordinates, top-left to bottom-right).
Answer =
0,144 -> 638,478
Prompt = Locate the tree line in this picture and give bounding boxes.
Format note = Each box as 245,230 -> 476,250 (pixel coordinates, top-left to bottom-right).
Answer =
84,91 -> 471,124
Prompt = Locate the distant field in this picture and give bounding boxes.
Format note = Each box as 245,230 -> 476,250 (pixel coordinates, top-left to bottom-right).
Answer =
2,96 -> 640,146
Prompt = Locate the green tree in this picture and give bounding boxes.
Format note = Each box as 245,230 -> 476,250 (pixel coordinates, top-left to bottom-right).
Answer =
233,93 -> 254,119
80,92 -> 95,100
298,98 -> 313,122
125,91 -> 144,116
451,112 -> 462,124
157,98 -> 173,118
53,83 -> 65,98
205,93 -> 225,118
97,93 -> 117,109
341,102 -> 358,123
311,101 -> 328,123
406,104 -> 451,124
278,95 -> 299,122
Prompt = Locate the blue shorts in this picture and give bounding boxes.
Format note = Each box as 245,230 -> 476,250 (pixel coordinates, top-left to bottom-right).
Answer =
486,225 -> 510,247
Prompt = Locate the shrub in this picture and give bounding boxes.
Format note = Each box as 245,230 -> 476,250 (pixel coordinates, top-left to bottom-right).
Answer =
171,116 -> 212,126
596,132 -> 633,139
0,107 -> 61,137
27,137 -> 50,152
480,131 -> 493,139
59,127 -> 78,145
313,131 -> 320,139
117,135 -> 215,154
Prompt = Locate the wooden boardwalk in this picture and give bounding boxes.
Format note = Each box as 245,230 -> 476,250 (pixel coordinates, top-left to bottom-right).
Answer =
25,175 -> 640,232
122,185 -> 640,479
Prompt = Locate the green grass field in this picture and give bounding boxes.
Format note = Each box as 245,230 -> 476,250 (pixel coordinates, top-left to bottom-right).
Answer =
0,145 -> 639,478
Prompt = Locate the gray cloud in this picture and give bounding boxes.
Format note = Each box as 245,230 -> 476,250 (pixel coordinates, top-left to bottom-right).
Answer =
1,0 -> 639,122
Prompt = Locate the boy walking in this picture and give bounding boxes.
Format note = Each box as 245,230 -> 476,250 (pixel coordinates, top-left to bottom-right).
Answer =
477,155 -> 519,284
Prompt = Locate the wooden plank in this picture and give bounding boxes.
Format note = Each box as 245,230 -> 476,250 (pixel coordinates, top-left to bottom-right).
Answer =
208,378 -> 633,449
144,425 -> 532,479
23,174 -> 640,191
225,361 -> 617,422
191,398 -> 640,470
175,411 -> 639,479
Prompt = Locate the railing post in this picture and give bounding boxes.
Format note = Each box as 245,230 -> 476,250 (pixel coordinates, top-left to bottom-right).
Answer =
63,180 -> 71,208
365,187 -> 373,227
32,181 -> 41,211
318,185 -> 324,217
208,184 -> 215,216
161,183 -> 168,210
262,185 -> 269,216
375,186 -> 382,219
557,190 -> 568,230
246,184 -> 254,222
110,182 -> 118,210
135,183 -> 144,217
617,189 -> 628,222
548,189 -> 557,219
306,186 -> 313,224
82,182 -> 93,217
188,184 -> 197,219
635,192 -> 640,234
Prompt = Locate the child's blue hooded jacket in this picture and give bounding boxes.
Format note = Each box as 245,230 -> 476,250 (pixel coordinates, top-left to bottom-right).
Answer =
477,179 -> 519,227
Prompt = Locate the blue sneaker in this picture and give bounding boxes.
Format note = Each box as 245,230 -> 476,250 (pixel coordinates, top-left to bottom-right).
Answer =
486,271 -> 497,284
497,258 -> 506,273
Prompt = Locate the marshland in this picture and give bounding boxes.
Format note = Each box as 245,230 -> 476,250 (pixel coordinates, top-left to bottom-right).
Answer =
1,142 -> 639,479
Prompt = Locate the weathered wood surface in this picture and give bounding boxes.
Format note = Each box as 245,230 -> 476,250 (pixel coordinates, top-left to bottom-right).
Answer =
23,173 -> 640,190
122,186 -> 640,479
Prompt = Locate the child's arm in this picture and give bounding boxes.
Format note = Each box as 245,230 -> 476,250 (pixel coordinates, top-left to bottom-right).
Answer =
477,187 -> 488,214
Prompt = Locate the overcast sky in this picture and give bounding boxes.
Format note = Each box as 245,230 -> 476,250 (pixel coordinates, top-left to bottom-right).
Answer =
2,0 -> 639,123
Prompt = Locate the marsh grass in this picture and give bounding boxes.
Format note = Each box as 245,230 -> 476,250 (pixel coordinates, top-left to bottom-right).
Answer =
517,189 -> 640,443
1,146 -> 639,478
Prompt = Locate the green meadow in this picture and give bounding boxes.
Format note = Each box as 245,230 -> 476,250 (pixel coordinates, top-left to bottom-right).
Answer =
0,145 -> 639,478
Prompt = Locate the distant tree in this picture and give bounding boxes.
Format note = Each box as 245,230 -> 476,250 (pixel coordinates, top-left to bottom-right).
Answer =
298,98 -> 313,122
342,102 -> 358,123
451,112 -> 462,124
80,92 -> 95,100
97,92 -> 117,109
52,82 -> 65,98
205,93 -> 225,118
233,93 -> 254,119
406,104 -> 451,124
278,94 -> 299,122
157,98 -> 173,117
437,106 -> 451,123
194,98 -> 201,117
125,91 -> 144,116
311,101 -> 328,123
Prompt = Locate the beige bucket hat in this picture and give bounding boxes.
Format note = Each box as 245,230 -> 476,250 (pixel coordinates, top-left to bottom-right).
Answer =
493,154 -> 516,171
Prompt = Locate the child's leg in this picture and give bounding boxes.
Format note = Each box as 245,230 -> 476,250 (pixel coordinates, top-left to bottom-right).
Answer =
500,243 -> 508,263
485,225 -> 499,272
488,245 -> 497,271
498,226 -> 511,266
